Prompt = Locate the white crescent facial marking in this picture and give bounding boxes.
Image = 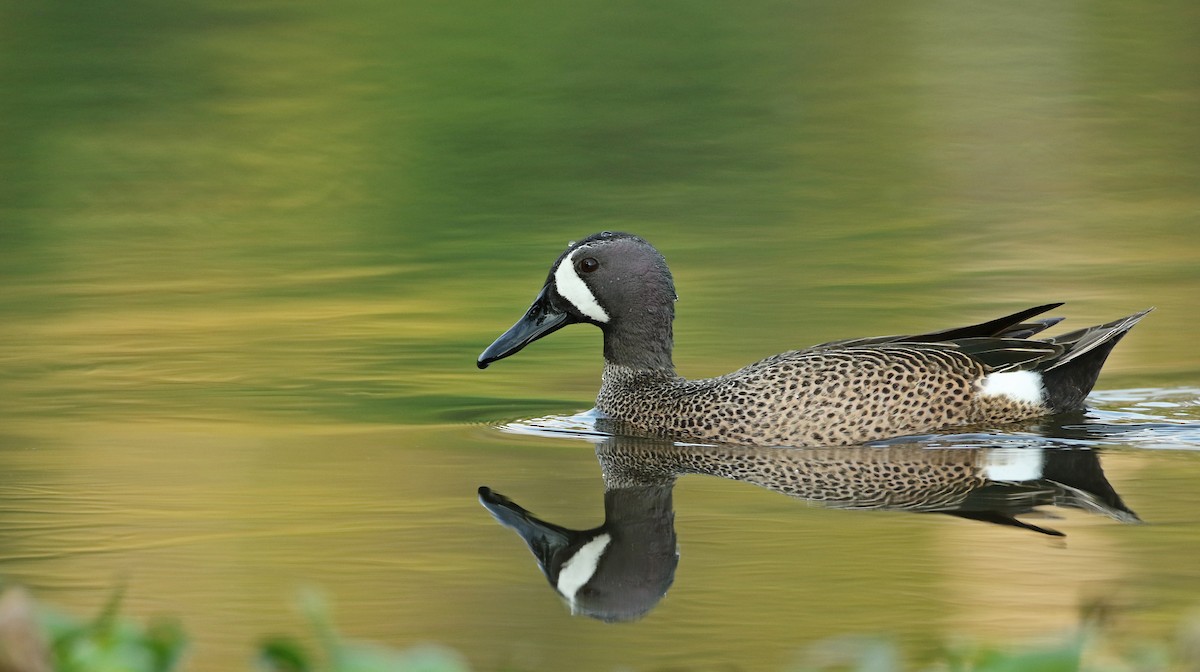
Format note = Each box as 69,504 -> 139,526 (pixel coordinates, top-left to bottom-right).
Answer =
556,533 -> 611,601
979,370 -> 1044,406
984,447 -> 1045,482
554,249 -> 610,323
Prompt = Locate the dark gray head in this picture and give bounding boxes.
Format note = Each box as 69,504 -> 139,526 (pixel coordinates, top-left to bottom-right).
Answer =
477,232 -> 678,370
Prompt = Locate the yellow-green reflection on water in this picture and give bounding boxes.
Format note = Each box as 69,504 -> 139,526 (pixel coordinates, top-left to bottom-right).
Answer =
2,0 -> 1199,669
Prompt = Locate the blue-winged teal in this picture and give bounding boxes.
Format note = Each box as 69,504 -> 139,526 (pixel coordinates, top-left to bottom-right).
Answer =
477,232 -> 1150,446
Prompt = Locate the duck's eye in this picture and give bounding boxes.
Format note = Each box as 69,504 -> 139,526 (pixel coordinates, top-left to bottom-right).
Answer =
577,257 -> 600,273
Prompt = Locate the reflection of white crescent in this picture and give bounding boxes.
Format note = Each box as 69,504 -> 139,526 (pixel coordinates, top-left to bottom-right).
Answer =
557,533 -> 612,603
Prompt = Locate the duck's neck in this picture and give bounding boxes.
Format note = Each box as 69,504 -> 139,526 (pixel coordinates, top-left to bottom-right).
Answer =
602,307 -> 676,374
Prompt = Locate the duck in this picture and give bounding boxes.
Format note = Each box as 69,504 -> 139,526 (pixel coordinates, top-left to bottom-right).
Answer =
477,231 -> 1151,447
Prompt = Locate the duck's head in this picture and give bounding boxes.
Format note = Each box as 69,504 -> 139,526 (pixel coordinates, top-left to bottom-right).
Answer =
477,232 -> 676,370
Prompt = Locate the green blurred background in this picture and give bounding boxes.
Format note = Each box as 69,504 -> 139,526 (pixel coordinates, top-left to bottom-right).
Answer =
1,0 -> 1199,670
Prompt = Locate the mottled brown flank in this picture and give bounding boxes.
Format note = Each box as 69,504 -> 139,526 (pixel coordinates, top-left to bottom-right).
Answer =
595,345 -> 1045,447
597,442 -> 989,510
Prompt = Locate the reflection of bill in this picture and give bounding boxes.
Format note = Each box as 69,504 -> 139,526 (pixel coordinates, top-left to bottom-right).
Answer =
480,435 -> 1139,622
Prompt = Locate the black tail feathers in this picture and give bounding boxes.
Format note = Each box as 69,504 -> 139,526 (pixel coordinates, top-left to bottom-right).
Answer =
1040,309 -> 1152,412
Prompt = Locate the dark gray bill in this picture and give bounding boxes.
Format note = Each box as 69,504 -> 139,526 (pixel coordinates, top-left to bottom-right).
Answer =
477,286 -> 576,368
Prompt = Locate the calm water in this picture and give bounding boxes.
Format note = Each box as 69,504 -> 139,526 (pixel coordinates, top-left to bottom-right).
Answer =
2,1 -> 1200,670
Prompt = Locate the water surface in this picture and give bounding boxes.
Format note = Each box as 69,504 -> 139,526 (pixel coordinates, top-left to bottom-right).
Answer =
2,1 -> 1199,670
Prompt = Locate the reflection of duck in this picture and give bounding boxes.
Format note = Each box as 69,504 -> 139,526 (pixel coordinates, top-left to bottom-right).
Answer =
481,436 -> 1138,621
477,231 -> 1151,446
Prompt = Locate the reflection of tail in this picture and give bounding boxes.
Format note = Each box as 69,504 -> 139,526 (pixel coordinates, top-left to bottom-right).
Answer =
1040,309 -> 1152,413
941,447 -> 1142,536
1041,448 -> 1141,524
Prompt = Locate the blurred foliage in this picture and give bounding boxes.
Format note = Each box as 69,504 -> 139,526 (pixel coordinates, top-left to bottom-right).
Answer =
796,635 -> 1086,672
2,584 -> 1198,671
0,584 -> 184,672
256,592 -> 469,672
40,591 -> 184,672
791,619 -> 1200,672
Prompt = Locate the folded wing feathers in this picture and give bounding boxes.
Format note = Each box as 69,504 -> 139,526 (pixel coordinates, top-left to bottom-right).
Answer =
1000,317 -> 1065,339
811,303 -> 1064,350
1041,308 -> 1153,371
907,302 -> 1063,343
810,305 -> 1149,374
948,338 -> 1064,372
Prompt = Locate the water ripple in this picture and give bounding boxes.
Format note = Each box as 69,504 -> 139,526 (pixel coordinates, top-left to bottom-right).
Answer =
499,387 -> 1200,452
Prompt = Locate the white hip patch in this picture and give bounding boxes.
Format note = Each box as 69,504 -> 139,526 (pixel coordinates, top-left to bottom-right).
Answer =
554,250 -> 610,323
979,370 -> 1044,406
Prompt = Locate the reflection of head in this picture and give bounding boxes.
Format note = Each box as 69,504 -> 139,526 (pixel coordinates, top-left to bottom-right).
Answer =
479,485 -> 678,622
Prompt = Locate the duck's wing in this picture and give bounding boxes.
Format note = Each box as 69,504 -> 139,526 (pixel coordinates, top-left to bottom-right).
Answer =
1040,308 -> 1153,371
812,303 -> 1065,350
832,306 -> 1151,376
861,308 -> 1151,411
944,308 -> 1150,378
941,337 -> 1064,372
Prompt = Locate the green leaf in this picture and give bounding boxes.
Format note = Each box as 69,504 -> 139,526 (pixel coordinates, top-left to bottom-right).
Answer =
257,637 -> 312,672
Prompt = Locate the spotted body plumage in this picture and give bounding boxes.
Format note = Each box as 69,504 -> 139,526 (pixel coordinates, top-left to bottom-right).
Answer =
597,442 -> 990,510
597,345 -> 1041,446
